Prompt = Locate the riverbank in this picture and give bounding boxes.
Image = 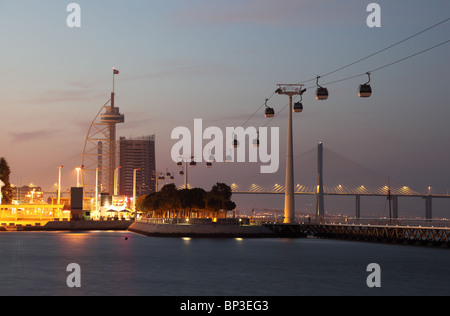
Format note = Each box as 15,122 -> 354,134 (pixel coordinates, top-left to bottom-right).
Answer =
128,220 -> 276,238
0,220 -> 132,231
0,219 -> 308,238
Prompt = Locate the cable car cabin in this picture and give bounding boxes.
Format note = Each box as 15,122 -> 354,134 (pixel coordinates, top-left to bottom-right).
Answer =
293,102 -> 303,113
265,107 -> 275,118
358,84 -> 372,98
316,87 -> 329,100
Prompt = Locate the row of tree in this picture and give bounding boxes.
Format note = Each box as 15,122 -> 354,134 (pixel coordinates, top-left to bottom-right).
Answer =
0,158 -> 12,204
136,182 -> 237,219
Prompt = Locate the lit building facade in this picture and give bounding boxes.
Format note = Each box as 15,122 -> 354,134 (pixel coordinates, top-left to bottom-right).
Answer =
12,185 -> 44,204
118,135 -> 156,197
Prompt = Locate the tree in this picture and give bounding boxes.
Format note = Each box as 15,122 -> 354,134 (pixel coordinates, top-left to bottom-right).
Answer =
137,182 -> 236,219
205,183 -> 236,217
159,184 -> 181,217
0,158 -> 12,204
179,188 -> 206,218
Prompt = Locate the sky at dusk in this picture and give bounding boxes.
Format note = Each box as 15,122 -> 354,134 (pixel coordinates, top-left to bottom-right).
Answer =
0,0 -> 449,216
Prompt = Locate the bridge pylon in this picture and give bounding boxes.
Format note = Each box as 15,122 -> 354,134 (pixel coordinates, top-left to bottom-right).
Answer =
316,142 -> 325,220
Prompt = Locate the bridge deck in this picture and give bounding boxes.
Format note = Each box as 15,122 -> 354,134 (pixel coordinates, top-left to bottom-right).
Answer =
233,191 -> 450,198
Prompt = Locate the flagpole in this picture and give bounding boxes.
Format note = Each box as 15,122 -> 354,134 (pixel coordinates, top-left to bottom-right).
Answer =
112,68 -> 115,94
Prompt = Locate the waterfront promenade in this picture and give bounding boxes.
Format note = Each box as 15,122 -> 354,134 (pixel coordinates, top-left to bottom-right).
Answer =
1,215 -> 449,248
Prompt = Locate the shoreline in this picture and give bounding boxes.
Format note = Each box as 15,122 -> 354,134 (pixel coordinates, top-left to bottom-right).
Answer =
0,220 -> 133,232
127,221 -> 278,238
0,220 -> 308,238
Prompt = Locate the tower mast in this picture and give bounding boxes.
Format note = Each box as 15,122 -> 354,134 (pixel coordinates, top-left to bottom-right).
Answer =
101,68 -> 124,195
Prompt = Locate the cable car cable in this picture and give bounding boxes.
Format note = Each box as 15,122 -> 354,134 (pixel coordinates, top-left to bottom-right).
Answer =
297,17 -> 450,85
262,38 -> 449,127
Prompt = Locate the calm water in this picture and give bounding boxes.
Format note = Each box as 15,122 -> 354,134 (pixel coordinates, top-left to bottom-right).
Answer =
0,231 -> 449,296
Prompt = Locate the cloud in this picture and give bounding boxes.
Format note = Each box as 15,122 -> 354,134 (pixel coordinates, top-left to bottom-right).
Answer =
9,89 -> 107,106
9,129 -> 60,143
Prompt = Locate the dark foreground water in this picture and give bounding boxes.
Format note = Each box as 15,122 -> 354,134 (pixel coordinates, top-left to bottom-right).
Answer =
0,231 -> 449,296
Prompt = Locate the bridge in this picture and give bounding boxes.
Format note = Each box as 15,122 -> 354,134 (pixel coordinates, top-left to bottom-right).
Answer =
229,143 -> 450,221
231,183 -> 450,220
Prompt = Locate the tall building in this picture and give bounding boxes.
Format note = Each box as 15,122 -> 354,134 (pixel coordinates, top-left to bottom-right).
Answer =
118,135 -> 156,196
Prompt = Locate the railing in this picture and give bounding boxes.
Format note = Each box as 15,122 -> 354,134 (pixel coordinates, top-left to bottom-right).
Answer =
137,217 -> 450,229
138,218 -> 199,225
314,218 -> 450,228
137,218 -> 251,226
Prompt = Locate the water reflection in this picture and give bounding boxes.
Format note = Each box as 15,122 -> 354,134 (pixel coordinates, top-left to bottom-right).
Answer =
0,232 -> 449,296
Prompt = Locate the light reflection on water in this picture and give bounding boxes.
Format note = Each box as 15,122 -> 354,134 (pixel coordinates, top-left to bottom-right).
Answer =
0,231 -> 449,296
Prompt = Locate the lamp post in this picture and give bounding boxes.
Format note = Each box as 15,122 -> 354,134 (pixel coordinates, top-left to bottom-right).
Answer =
114,167 -> 121,196
95,167 -> 100,214
275,84 -> 306,224
57,166 -> 64,205
133,168 -> 141,217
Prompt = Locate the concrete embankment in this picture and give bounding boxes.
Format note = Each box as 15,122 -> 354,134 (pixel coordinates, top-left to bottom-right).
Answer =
40,220 -> 132,231
128,221 -> 276,238
0,220 -> 133,232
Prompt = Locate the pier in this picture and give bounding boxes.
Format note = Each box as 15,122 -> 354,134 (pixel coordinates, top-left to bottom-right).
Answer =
263,218 -> 450,247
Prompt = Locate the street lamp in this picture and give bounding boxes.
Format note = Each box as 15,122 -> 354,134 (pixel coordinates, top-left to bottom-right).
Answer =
57,165 -> 64,205
274,84 -> 306,224
114,166 -> 121,196
133,168 -> 141,217
95,167 -> 100,214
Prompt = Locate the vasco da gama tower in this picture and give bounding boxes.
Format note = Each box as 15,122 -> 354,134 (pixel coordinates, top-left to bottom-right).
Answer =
81,69 -> 125,196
